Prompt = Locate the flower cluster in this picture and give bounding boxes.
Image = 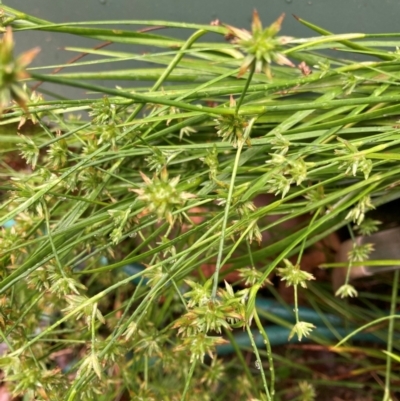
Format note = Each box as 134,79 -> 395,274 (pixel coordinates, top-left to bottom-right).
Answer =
348,242 -> 374,262
145,146 -> 180,174
335,137 -> 373,179
235,201 -> 262,245
201,145 -> 226,187
131,168 -> 195,225
277,259 -> 315,289
226,10 -> 294,78
341,72 -> 363,95
89,96 -> 116,125
289,321 -> 316,342
47,138 -> 68,170
214,112 -> 249,148
335,284 -> 358,298
238,267 -> 269,287
0,27 -> 40,113
96,122 -> 120,150
108,207 -> 132,244
17,135 -> 39,170
172,281 -> 247,362
271,132 -> 291,155
265,154 -> 309,198
345,195 -> 374,225
277,259 -> 316,341
298,381 -> 317,401
304,185 -> 326,213
355,218 -> 381,236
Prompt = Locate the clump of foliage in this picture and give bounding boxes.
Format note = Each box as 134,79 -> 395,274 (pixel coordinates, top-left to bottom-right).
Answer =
0,5 -> 400,400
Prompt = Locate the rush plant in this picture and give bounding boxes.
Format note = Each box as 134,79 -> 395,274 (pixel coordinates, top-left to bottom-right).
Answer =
0,5 -> 400,400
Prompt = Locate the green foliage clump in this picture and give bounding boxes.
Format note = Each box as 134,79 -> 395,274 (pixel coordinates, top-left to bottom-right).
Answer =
0,5 -> 400,400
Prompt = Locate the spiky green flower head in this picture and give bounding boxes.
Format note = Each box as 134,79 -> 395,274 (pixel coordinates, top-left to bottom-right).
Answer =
277,259 -> 315,288
335,284 -> 358,299
289,321 -> 315,341
131,168 -> 195,225
0,27 -> 40,113
226,10 -> 294,78
214,96 -> 250,148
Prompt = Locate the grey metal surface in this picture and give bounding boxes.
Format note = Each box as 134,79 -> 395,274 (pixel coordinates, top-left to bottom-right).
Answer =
10,0 -> 400,58
6,0 -> 400,98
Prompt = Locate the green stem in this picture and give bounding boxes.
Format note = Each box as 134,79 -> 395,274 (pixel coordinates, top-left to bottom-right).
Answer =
29,72 -> 229,116
296,207 -> 321,265
66,279 -> 169,398
246,240 -> 255,269
344,223 -> 356,285
126,29 -> 208,123
293,15 -> 393,61
211,142 -> 242,299
293,285 -> 300,324
223,329 -> 257,389
336,314 -> 400,347
235,62 -> 256,115
43,201 -> 67,278
0,329 -> 13,351
180,359 -> 197,401
254,309 -> 275,399
211,119 -> 255,299
257,181 -> 381,285
144,355 -> 149,390
91,304 -> 97,348
246,324 -> 271,401
383,268 -> 399,401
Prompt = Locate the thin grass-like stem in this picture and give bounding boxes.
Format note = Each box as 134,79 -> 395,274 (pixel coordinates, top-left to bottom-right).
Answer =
235,62 -> 256,115
383,268 -> 399,401
246,323 -> 272,401
211,119 -> 255,299
180,359 -> 197,401
254,309 -> 275,399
